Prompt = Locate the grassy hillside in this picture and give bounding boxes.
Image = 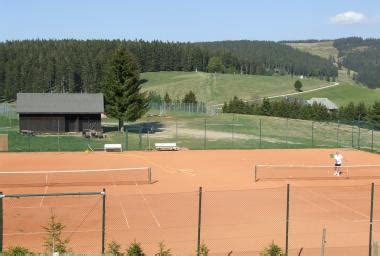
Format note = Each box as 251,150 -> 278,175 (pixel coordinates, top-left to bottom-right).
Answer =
286,41 -> 338,59
285,41 -> 380,105
297,82 -> 380,106
141,71 -> 331,104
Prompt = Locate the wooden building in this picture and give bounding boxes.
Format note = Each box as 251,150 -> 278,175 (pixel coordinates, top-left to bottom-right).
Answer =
16,93 -> 104,133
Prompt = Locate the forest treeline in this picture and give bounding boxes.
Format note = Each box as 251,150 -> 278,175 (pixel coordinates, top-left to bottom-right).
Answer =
0,39 -> 337,101
223,96 -> 380,124
334,37 -> 380,88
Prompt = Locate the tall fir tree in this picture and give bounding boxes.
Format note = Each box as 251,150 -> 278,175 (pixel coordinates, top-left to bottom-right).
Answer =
102,45 -> 149,130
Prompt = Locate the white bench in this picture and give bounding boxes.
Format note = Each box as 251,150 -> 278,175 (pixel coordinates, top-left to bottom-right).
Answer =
155,143 -> 179,151
104,144 -> 122,152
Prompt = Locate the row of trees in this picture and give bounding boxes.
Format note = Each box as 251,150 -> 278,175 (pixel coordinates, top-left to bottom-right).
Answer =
333,37 -> 380,88
197,40 -> 338,78
148,91 -> 198,104
223,96 -> 380,123
0,39 -> 338,100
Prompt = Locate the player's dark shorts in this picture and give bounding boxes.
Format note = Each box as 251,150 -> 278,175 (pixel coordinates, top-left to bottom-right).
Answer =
335,163 -> 341,167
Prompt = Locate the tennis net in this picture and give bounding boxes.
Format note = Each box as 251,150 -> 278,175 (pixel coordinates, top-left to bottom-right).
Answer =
254,164 -> 380,181
0,167 -> 152,187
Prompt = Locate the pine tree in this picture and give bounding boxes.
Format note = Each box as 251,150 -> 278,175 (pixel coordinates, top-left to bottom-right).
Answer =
102,45 -> 149,130
164,92 -> 172,104
182,90 -> 197,103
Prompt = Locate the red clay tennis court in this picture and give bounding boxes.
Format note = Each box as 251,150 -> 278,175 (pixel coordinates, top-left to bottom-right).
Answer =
1,149 -> 380,255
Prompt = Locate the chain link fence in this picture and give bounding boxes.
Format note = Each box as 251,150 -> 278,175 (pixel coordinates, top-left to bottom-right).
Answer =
0,108 -> 379,153
0,191 -> 105,254
2,184 -> 380,255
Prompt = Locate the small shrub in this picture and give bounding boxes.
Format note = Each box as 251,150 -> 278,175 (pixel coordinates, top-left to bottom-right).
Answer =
294,80 -> 303,92
107,240 -> 123,255
260,241 -> 283,256
199,242 -> 209,256
42,213 -> 70,253
155,241 -> 172,256
3,246 -> 33,256
126,240 -> 144,256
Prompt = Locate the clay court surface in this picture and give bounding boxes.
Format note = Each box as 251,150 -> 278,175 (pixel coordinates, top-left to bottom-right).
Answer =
1,149 -> 380,255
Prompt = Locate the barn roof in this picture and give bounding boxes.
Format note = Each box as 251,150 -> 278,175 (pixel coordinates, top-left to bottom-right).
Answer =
16,93 -> 104,114
306,98 -> 338,110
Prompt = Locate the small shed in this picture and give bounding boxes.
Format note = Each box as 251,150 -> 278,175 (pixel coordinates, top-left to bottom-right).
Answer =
306,98 -> 338,111
16,93 -> 104,133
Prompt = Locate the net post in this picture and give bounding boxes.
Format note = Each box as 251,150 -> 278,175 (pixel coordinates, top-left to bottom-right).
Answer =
0,191 -> 3,253
369,183 -> 375,256
285,184 -> 290,256
101,188 -> 106,256
148,167 -> 152,184
197,186 -> 203,256
254,165 -> 258,182
320,228 -> 326,256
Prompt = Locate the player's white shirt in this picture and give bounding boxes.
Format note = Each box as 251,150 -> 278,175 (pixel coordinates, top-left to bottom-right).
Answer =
334,154 -> 343,165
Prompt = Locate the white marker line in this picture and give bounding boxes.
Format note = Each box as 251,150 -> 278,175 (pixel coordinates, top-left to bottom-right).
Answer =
39,185 -> 49,208
135,182 -> 161,228
111,174 -> 130,229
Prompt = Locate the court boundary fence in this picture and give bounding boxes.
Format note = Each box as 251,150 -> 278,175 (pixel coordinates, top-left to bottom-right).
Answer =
0,190 -> 106,254
0,185 -> 380,255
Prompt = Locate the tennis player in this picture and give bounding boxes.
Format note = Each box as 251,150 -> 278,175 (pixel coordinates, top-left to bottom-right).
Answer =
333,151 -> 343,176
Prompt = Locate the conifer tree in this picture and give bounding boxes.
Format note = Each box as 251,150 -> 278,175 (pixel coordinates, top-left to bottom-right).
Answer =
102,45 -> 149,130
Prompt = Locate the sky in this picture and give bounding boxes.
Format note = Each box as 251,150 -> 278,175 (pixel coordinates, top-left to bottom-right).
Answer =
1,0 -> 380,42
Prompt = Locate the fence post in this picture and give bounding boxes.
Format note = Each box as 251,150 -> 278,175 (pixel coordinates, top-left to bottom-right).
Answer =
369,183 -> 375,256
139,128 -> 142,150
358,121 -> 361,149
176,119 -> 178,142
336,120 -> 340,147
231,115 -> 235,148
311,121 -> 314,147
0,191 -> 3,252
320,228 -> 326,256
58,119 -> 60,151
197,187 -> 203,256
285,118 -> 289,148
204,119 -> 207,149
28,132 -> 31,152
259,119 -> 262,148
285,184 -> 290,256
101,188 -> 106,256
374,241 -> 379,256
372,126 -> 374,152
125,128 -> 128,151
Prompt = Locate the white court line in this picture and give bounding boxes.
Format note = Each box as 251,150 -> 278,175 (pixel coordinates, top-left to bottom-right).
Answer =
304,188 -> 369,220
39,185 -> 49,208
134,182 -> 161,228
111,174 -> 130,229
